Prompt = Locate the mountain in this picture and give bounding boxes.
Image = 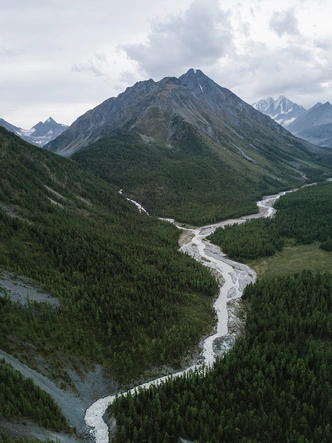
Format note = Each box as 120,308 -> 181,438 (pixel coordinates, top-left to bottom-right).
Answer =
0,116 -> 68,146
294,121 -> 332,148
288,102 -> 332,133
253,98 -> 332,148
0,118 -> 21,134
286,102 -> 332,149
252,96 -> 307,128
47,71 -> 313,157
47,69 -> 332,224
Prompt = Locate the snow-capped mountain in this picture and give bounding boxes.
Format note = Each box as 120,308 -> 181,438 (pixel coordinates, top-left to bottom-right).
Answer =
252,96 -> 307,128
0,117 -> 68,146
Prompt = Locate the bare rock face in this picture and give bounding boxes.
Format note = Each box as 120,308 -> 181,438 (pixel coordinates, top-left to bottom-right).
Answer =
253,97 -> 332,148
46,69 -> 314,158
252,96 -> 307,128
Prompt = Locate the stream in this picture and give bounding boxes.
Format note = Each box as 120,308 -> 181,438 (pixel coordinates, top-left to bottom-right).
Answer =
84,192 -> 286,443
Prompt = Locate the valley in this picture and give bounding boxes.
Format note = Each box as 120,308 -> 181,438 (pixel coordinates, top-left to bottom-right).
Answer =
85,192 -> 281,442
2,180 -> 331,442
108,181 -> 332,443
1,69 -> 332,443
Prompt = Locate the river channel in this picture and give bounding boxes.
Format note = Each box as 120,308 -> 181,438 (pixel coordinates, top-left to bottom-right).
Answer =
84,192 -> 286,443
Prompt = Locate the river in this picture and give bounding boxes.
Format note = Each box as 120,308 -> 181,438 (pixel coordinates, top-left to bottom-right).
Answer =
84,192 -> 286,443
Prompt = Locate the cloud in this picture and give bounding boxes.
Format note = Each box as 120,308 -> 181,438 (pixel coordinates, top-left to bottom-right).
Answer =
119,0 -> 234,78
314,39 -> 332,51
269,8 -> 300,37
72,53 -> 109,77
0,49 -> 22,58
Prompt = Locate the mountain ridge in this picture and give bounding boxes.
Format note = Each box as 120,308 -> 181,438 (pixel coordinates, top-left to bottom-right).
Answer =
253,96 -> 332,148
47,69 -> 325,161
0,116 -> 67,146
47,69 -> 301,156
252,96 -> 307,128
288,101 -> 332,133
44,68 -> 332,224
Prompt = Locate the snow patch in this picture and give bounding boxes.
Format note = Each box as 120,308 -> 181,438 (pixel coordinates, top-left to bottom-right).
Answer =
20,128 -> 36,136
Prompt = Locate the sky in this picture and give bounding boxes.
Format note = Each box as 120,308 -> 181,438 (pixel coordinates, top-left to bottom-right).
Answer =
1,0 -> 332,128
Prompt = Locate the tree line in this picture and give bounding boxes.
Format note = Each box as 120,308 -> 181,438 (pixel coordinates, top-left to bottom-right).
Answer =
0,127 -> 218,384
109,183 -> 332,442
0,358 -> 70,433
208,181 -> 332,261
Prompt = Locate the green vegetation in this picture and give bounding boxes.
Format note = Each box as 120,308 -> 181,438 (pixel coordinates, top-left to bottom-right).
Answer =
208,181 -> 332,262
248,242 -> 332,279
0,431 -> 52,443
72,129 -> 276,225
2,120 -> 331,441
110,180 -> 332,442
70,105 -> 332,226
0,359 -> 70,432
0,126 -> 217,385
111,270 -> 332,443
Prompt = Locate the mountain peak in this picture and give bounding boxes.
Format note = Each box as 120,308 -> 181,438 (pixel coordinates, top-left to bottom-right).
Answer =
288,100 -> 332,135
253,96 -> 306,128
46,69 -> 322,160
182,68 -> 210,79
179,68 -> 213,90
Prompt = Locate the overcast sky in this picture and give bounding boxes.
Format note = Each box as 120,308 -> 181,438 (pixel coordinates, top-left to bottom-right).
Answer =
1,0 -> 332,128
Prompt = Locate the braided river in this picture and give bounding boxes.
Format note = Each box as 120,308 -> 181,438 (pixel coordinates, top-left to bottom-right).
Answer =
85,192 -> 286,443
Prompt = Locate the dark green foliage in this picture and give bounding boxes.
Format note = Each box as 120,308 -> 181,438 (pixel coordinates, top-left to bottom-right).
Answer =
111,270 -> 332,443
0,127 -> 217,381
208,181 -> 332,261
72,131 -> 268,225
0,431 -> 50,443
320,238 -> 332,251
0,359 -> 70,432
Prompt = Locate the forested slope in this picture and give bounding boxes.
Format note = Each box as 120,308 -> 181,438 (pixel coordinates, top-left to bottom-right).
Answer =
110,181 -> 332,442
208,181 -> 332,261
111,270 -> 332,443
72,130 -> 262,225
0,430 -> 49,443
0,359 -> 70,433
0,127 -> 218,436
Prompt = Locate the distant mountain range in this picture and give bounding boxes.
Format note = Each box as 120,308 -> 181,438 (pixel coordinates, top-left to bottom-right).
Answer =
0,117 -> 67,146
253,96 -> 332,148
46,68 -> 332,224
252,96 -> 307,128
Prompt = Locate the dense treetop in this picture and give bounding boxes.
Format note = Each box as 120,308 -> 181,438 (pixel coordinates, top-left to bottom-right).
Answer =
0,359 -> 70,433
110,180 -> 332,442
111,270 -> 332,443
0,126 -> 217,385
208,181 -> 332,261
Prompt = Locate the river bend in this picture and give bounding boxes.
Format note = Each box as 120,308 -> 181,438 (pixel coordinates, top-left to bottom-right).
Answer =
84,193 -> 285,443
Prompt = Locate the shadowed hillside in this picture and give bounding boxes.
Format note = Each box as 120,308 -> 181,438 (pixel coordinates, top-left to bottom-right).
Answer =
47,69 -> 332,224
0,127 -> 218,387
